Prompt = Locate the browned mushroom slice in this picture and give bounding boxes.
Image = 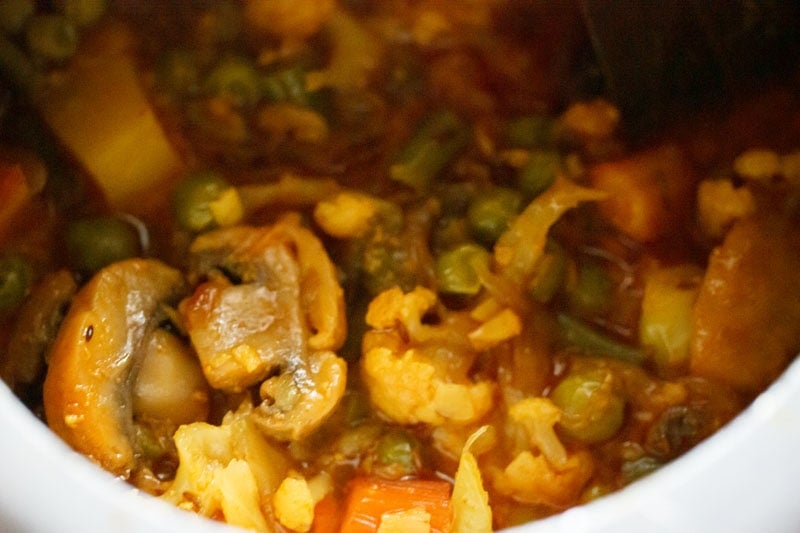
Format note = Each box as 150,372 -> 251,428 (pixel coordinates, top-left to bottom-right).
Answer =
183,217 -> 347,440
690,214 -> 800,392
1,270 -> 77,394
43,259 -> 193,478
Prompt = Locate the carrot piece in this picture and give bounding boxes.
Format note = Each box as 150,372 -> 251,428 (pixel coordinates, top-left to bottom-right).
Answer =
340,477 -> 453,533
589,144 -> 693,243
312,494 -> 343,533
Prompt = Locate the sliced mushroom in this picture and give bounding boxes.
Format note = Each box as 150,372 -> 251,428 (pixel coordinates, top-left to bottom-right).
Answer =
182,216 -> 347,440
1,270 -> 77,394
43,259 -> 191,478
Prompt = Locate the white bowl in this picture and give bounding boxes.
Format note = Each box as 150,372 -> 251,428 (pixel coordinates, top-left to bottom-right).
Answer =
2,356 -> 800,533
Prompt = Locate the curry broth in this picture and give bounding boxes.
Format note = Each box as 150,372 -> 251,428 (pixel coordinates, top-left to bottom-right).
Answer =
0,1 -> 799,531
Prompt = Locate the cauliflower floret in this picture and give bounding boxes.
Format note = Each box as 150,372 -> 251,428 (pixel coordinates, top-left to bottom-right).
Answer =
509,398 -> 568,468
492,398 -> 593,508
361,287 -> 504,426
305,11 -> 383,91
273,475 -> 314,532
365,286 -> 438,334
362,346 -> 494,425
493,449 -> 593,509
314,191 -> 381,239
162,403 -> 290,530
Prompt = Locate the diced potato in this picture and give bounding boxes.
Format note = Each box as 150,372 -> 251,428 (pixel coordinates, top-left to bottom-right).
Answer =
696,179 -> 755,240
589,145 -> 693,242
639,265 -> 704,370
691,215 -> 800,391
35,25 -> 183,212
733,149 -> 781,182
378,509 -> 432,533
468,308 -> 521,351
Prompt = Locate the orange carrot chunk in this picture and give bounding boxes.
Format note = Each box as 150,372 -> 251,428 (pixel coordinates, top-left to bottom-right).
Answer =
340,477 -> 453,533
312,494 -> 343,533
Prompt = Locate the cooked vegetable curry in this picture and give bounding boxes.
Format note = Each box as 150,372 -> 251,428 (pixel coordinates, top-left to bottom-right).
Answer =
0,1 -> 799,531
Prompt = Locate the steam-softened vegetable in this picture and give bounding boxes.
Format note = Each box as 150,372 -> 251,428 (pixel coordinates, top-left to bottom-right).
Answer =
550,369 -> 626,443
65,216 -> 141,273
182,218 -> 347,440
34,25 -> 184,212
1,1 -> 799,531
43,259 -> 192,477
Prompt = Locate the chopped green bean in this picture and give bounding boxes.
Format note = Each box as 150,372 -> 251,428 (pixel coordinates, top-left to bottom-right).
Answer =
435,242 -> 490,296
550,369 -> 626,443
0,254 -> 31,313
0,0 -> 34,35
204,55 -> 261,108
65,216 -> 141,273
390,110 -> 470,191
567,259 -> 613,316
518,150 -> 559,198
25,14 -> 78,62
467,186 -> 522,246
557,313 -> 644,364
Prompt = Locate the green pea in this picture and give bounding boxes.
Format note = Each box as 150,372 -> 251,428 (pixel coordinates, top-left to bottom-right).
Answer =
56,0 -> 106,28
204,55 -> 261,108
157,49 -> 201,96
361,241 -> 416,296
550,369 -> 626,444
25,14 -> 78,62
376,429 -> 419,474
66,217 -> 141,273
390,110 -> 470,192
518,150 -> 559,199
0,254 -> 31,313
435,242 -> 490,296
467,187 -> 522,246
505,115 -> 555,148
557,313 -> 645,365
173,171 -> 232,232
567,259 -> 614,316
0,0 -> 34,35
